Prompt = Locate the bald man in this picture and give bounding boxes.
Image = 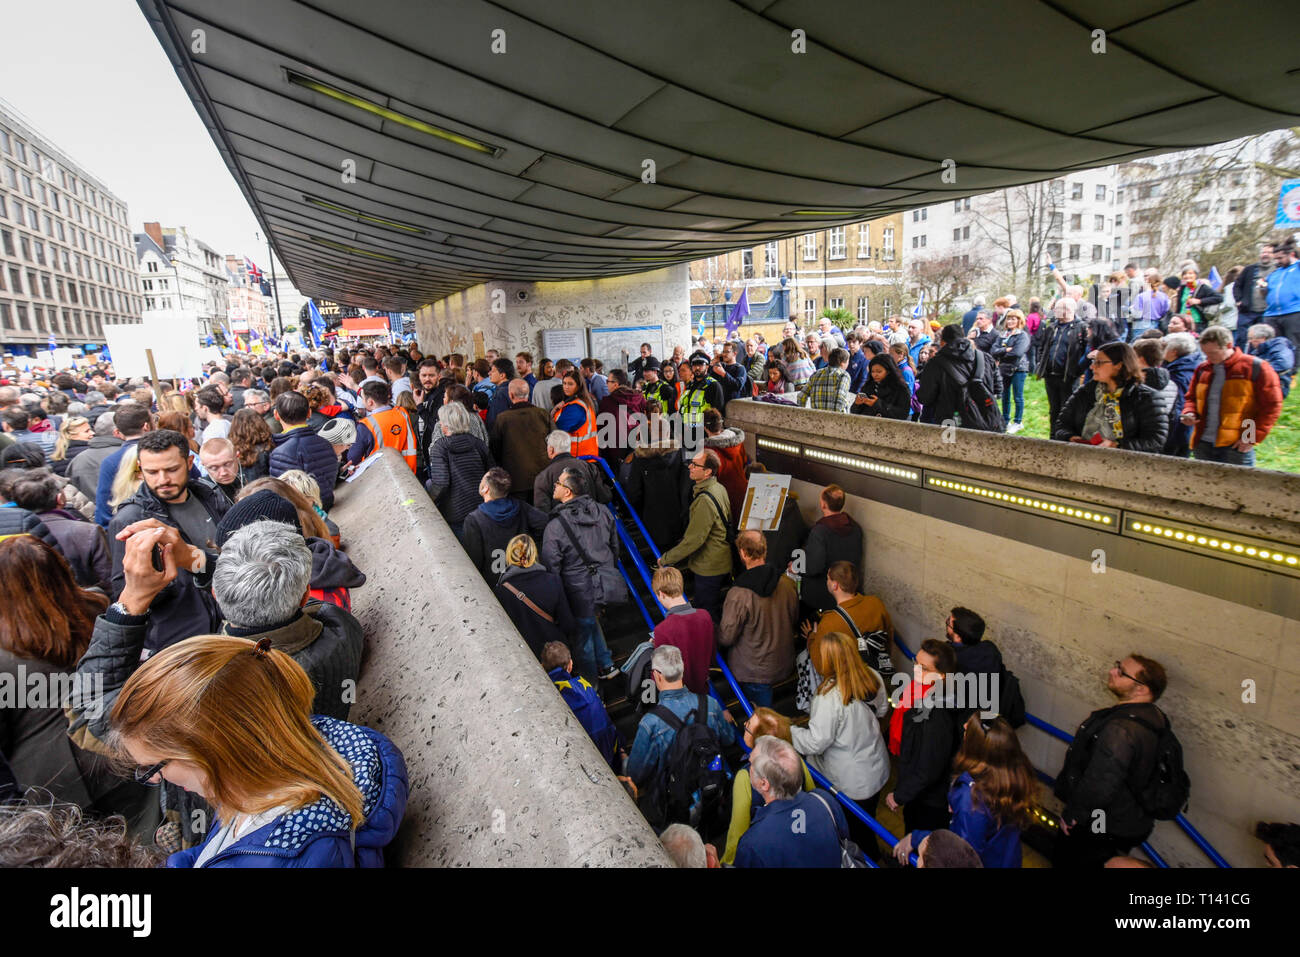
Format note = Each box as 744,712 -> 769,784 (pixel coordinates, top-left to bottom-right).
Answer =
199,437 -> 243,502
491,376 -> 555,501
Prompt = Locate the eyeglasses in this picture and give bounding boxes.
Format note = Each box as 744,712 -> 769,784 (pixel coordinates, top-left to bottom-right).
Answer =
1090,358 -> 1113,367
133,759 -> 170,785
687,461 -> 705,469
1114,660 -> 1147,685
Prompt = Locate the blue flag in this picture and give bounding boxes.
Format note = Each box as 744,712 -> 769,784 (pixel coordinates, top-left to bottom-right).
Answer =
725,288 -> 750,336
911,290 -> 926,319
308,300 -> 327,347
1207,266 -> 1222,291
47,333 -> 57,351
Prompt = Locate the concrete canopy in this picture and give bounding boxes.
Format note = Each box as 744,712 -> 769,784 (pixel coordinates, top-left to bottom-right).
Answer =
138,0 -> 1300,312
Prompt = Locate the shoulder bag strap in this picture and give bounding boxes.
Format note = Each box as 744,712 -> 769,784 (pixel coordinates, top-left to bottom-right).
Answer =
700,487 -> 727,525
556,511 -> 596,571
500,581 -> 555,624
808,790 -> 846,841
830,605 -> 863,640
649,704 -> 685,732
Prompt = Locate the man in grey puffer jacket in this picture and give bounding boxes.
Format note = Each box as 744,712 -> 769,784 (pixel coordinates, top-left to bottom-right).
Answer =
541,468 -> 620,683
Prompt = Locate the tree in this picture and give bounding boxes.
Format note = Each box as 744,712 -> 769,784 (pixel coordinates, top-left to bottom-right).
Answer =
820,306 -> 855,330
969,180 -> 1063,302
907,250 -> 988,318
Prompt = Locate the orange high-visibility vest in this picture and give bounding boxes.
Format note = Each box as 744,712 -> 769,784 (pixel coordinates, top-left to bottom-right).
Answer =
363,407 -> 417,473
552,398 -> 598,457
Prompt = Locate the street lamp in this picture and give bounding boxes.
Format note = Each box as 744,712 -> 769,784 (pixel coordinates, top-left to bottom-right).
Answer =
723,287 -> 732,340
708,284 -> 718,341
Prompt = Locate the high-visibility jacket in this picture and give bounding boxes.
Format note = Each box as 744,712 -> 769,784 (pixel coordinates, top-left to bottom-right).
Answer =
681,379 -> 718,426
552,398 -> 598,457
363,407 -> 417,473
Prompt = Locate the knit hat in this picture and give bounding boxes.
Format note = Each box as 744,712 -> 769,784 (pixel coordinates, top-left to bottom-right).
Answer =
215,490 -> 302,547
317,417 -> 356,447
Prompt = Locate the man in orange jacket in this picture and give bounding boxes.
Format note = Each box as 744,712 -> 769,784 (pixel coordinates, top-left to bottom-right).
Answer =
1180,325 -> 1283,467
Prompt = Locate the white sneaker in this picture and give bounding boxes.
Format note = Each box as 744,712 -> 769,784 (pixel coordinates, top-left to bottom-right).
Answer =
1007,422 -> 1023,434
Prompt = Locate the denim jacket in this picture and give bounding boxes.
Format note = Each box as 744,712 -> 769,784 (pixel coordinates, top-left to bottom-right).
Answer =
625,686 -> 734,787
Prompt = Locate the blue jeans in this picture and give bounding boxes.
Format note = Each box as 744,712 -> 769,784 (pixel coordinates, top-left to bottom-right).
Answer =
1128,321 -> 1155,342
739,682 -> 773,708
1192,442 -> 1255,467
1000,371 -> 1025,424
573,616 -> 615,681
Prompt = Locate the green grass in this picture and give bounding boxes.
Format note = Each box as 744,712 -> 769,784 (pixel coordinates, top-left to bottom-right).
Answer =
1008,377 -> 1300,474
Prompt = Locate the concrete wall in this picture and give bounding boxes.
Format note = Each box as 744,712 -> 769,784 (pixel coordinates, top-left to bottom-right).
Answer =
414,265 -> 691,362
724,401 -> 1300,868
331,449 -> 670,867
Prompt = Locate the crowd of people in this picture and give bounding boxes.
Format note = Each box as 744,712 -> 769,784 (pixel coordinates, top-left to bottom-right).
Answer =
734,240 -> 1296,468
1,318 -> 1296,871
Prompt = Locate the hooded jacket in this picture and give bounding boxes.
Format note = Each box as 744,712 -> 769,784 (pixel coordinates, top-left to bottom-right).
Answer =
704,426 -> 749,519
1140,366 -> 1182,455
426,432 -> 493,526
540,494 -> 619,619
168,715 -> 408,868
37,508 -> 111,592
624,442 -> 692,553
495,564 -> 577,659
717,563 -> 798,685
307,536 -> 367,612
597,387 -> 647,463
1053,378 -> 1169,453
270,426 -> 339,510
916,336 -> 1002,426
68,434 -> 122,501
462,496 -> 549,581
107,478 -> 229,653
800,512 -> 864,613
490,402 -> 553,496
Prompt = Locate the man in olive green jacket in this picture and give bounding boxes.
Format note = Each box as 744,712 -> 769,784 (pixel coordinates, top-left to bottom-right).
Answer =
658,448 -> 731,622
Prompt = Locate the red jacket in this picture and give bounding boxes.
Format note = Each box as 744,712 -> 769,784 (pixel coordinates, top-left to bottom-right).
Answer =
704,427 -> 749,519
1182,348 -> 1283,448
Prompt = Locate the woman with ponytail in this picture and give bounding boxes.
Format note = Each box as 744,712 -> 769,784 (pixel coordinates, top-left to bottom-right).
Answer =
110,633 -> 407,868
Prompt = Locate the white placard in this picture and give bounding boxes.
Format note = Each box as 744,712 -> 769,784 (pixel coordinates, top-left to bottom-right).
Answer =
101,314 -> 204,380
587,325 -> 664,374
740,472 -> 792,531
101,324 -> 153,378
540,328 -> 587,364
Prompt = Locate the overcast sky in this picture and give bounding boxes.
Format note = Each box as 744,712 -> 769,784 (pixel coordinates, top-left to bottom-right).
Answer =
0,0 -> 288,279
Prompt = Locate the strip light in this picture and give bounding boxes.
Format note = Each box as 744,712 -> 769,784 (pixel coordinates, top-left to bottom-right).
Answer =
804,446 -> 920,483
790,210 -> 861,216
309,236 -> 404,264
1124,515 -> 1300,576
926,475 -> 1116,529
304,196 -> 427,234
286,71 -> 501,156
756,437 -> 800,456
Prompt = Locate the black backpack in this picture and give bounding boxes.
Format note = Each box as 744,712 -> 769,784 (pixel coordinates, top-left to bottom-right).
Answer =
644,694 -> 732,838
953,348 -> 1004,432
1120,713 -> 1191,821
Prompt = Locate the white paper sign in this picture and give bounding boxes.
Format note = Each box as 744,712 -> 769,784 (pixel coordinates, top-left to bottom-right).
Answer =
740,472 -> 792,531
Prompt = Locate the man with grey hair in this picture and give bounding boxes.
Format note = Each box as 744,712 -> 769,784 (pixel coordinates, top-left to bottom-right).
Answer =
734,736 -> 849,868
68,412 -> 124,500
961,295 -> 986,334
660,824 -> 718,868
491,377 -> 553,501
624,645 -> 733,801
242,387 -> 280,435
532,428 -> 608,514
1246,322 -> 1294,397
213,517 -> 362,718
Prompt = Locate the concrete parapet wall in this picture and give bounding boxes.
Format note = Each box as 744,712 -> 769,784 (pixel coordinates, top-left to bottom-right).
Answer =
725,401 -> 1300,867
331,449 -> 670,868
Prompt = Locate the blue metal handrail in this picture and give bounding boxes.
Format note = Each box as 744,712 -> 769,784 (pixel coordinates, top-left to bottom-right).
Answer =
892,634 -> 1229,868
588,455 -> 909,866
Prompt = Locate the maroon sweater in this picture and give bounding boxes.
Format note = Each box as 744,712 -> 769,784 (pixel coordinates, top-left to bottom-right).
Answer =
652,603 -> 715,695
